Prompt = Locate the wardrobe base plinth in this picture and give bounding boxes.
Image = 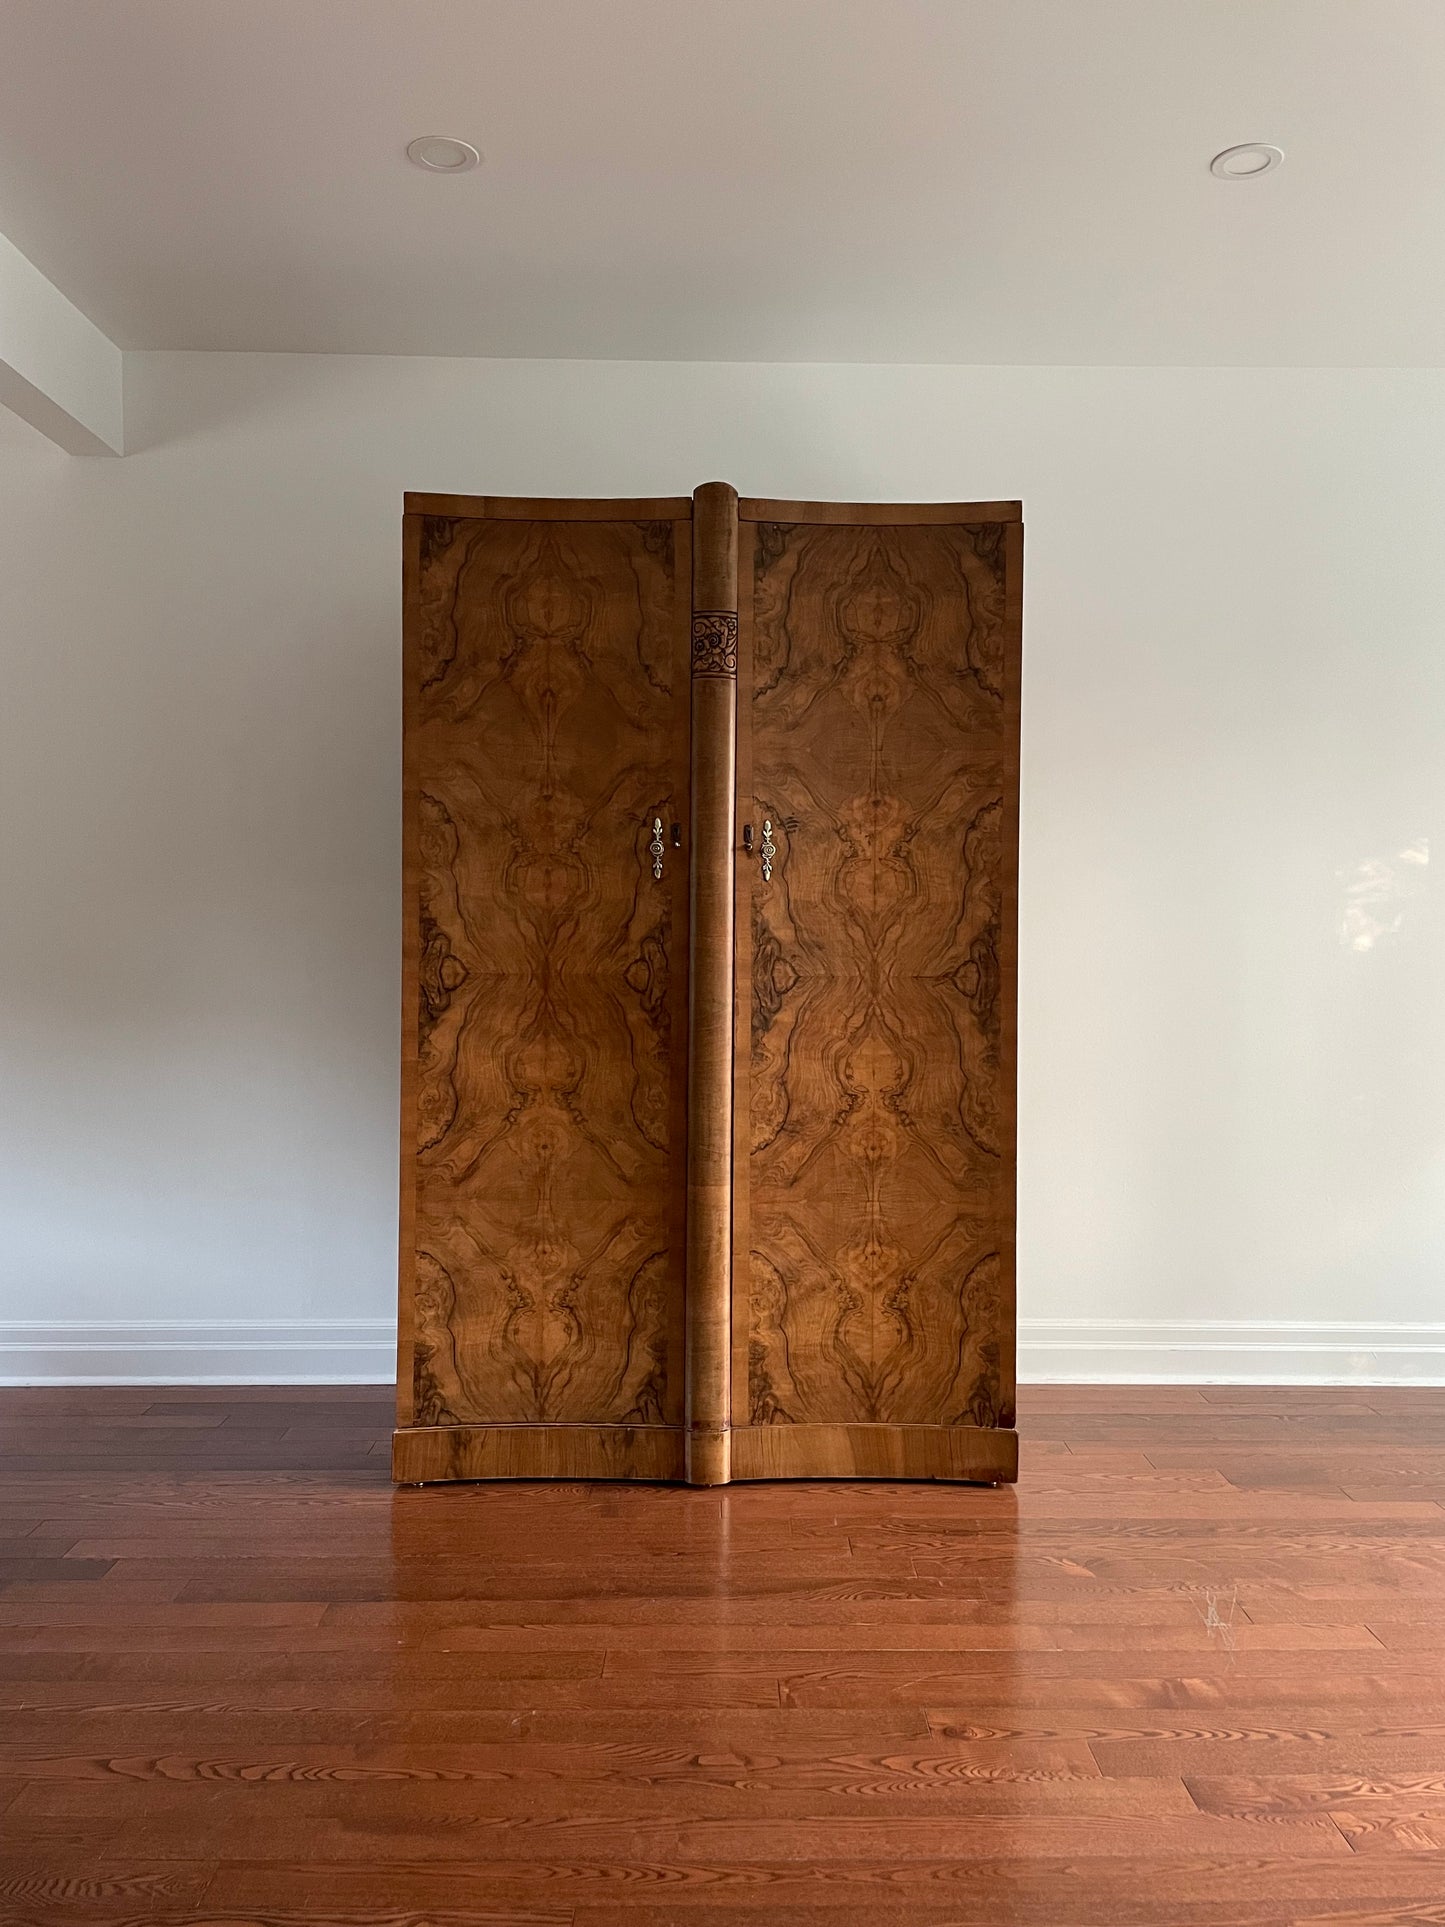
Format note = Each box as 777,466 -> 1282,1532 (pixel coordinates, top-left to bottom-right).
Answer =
728,1422 -> 1019,1485
392,1423 -> 686,1486
392,1420 -> 1017,1486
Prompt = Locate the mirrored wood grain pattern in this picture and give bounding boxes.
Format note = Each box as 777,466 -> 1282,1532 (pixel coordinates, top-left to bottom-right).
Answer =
401,513 -> 690,1438
742,518 -> 1020,1438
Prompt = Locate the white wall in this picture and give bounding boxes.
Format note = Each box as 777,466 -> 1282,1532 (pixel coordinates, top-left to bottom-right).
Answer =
3,351 -> 1444,1381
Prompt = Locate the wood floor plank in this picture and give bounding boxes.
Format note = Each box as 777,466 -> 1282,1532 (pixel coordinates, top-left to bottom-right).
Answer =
1186,1773 -> 1445,1817
1093,1733 -> 1445,1778
0,1739 -> 1099,1788
1,1674 -> 787,1710
0,1857 -> 218,1919
1330,1811 -> 1445,1851
202,1848 -> 1445,1912
1367,1622 -> 1445,1649
3,1781 -> 1355,1860
0,1765 -> 1191,1821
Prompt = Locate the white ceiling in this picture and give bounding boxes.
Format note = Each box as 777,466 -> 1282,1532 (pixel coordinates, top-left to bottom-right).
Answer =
1,0 -> 1444,364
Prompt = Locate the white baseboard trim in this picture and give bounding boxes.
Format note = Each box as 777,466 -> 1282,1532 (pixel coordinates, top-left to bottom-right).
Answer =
0,1320 -> 396,1385
1019,1318 -> 1445,1385
4,1317 -> 1445,1388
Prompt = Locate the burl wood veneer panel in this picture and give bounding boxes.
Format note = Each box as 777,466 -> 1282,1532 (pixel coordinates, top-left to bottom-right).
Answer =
738,515 -> 1020,1447
398,509 -> 691,1454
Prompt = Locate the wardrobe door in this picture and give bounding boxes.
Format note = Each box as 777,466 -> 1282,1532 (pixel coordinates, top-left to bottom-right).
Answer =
394,495 -> 693,1483
732,501 -> 1022,1483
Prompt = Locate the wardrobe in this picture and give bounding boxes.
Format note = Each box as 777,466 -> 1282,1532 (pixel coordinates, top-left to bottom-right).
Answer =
393,484 -> 1021,1486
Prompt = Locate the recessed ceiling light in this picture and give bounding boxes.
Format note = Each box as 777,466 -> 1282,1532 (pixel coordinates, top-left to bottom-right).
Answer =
1210,143 -> 1283,180
406,136 -> 481,173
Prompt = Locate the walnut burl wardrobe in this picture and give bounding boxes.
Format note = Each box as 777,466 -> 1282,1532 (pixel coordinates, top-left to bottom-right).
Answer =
394,484 -> 1022,1487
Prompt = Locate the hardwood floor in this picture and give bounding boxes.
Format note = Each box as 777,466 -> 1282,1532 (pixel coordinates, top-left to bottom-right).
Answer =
3,1385 -> 1445,1924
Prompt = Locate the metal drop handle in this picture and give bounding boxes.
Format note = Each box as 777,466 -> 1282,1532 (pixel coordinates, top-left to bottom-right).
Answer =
649,817 -> 664,880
